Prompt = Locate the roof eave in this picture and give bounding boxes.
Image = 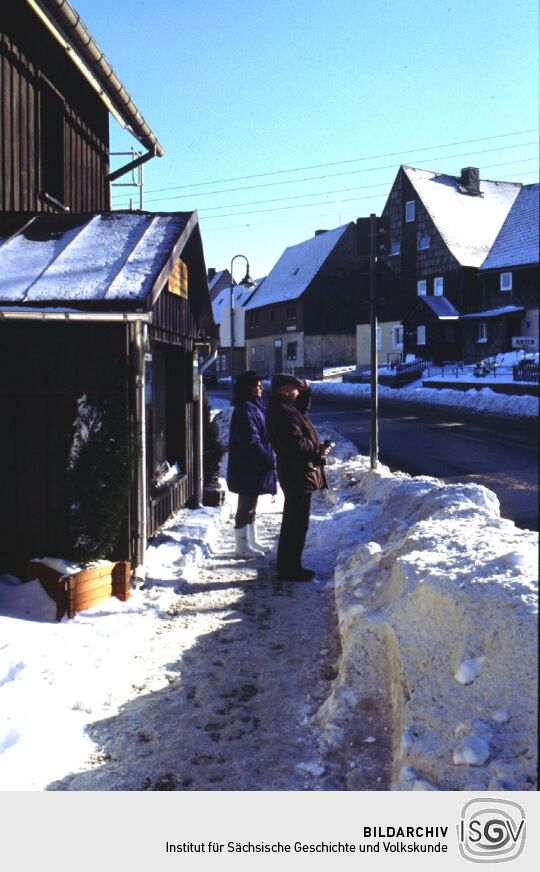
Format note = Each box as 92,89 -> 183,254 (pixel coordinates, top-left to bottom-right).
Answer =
27,0 -> 164,157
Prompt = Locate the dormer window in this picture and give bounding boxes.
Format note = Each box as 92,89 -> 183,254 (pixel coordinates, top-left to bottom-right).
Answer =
405,200 -> 416,222
500,272 -> 512,292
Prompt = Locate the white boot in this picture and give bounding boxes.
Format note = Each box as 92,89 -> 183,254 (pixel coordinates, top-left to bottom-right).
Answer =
248,522 -> 268,554
234,526 -> 263,558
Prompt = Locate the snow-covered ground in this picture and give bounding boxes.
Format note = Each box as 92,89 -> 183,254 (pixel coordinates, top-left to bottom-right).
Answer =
0,383 -> 537,791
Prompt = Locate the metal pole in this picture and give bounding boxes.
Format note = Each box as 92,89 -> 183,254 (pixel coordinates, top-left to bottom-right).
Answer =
133,319 -> 148,583
195,347 -> 218,508
369,213 -> 378,470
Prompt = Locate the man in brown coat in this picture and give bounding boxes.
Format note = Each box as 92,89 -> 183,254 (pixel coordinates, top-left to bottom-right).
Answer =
265,373 -> 332,581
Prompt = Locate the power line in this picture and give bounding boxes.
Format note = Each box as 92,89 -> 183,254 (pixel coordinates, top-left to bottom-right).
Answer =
194,156 -> 536,216
200,166 -> 539,235
133,127 -> 539,196
128,141 -> 538,207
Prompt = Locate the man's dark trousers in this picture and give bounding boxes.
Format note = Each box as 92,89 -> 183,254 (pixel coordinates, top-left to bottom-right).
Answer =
277,490 -> 312,575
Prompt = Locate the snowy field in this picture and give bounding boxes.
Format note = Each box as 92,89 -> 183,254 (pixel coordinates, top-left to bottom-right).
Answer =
0,382 -> 537,790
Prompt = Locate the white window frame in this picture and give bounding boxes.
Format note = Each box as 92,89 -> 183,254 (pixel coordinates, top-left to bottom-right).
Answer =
417,279 -> 427,296
417,325 -> 426,345
434,276 -> 444,296
477,322 -> 488,343
405,200 -> 416,222
500,272 -> 512,291
417,234 -> 430,250
392,325 -> 404,349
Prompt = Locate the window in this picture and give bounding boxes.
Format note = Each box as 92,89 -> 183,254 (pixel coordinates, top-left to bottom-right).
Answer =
417,325 -> 426,345
390,240 -> 401,256
434,276 -> 444,296
40,81 -> 65,205
477,322 -> 488,343
249,312 -> 259,328
417,235 -> 430,250
286,306 -> 296,321
417,279 -> 427,296
500,272 -> 512,291
286,342 -> 297,360
392,325 -> 404,348
258,346 -> 266,366
250,347 -> 257,364
405,200 -> 416,222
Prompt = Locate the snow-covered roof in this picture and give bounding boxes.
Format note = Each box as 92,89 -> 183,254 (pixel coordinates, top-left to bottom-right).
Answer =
480,184 -> 540,271
420,295 -> 460,319
460,305 -> 525,320
403,166 -> 521,268
0,212 -> 195,308
245,224 -> 351,309
208,270 -> 228,292
211,283 -> 257,324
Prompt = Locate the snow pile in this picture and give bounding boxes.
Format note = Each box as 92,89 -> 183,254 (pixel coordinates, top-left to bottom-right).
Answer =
314,458 -> 538,790
311,379 -> 538,418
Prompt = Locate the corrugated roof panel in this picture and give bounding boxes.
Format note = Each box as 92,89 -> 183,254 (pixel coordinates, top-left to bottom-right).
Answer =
0,222 -> 85,302
404,167 -> 521,268
245,224 -> 350,309
0,212 -> 193,305
106,214 -> 188,300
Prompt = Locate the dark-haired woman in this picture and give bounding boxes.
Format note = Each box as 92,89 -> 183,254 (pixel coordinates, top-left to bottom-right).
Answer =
227,370 -> 277,557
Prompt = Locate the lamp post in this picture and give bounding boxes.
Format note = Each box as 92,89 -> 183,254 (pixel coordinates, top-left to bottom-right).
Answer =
229,254 -> 255,384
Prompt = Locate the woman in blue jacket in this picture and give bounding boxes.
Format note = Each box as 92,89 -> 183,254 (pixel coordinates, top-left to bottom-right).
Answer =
227,370 -> 277,557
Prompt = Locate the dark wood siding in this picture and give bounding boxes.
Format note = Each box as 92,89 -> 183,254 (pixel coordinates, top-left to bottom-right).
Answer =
0,322 -> 128,575
1,2 -> 109,212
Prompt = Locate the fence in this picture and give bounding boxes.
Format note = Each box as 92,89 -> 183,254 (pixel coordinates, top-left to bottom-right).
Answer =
513,360 -> 540,383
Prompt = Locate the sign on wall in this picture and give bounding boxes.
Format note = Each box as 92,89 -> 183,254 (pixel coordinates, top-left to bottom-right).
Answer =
512,336 -> 537,350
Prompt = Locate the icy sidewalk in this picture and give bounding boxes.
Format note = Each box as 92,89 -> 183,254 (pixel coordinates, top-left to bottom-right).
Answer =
46,496 -> 369,791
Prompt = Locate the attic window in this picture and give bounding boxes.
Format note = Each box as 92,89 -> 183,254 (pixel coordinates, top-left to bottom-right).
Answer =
405,200 -> 416,222
417,235 -> 430,250
417,279 -> 427,296
434,277 -> 444,296
500,272 -> 512,291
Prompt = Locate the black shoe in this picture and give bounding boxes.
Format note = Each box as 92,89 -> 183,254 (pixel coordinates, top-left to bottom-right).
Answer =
277,567 -> 315,582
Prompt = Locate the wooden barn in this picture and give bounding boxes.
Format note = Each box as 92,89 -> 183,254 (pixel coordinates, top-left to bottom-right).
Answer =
0,2 -> 217,589
0,210 -> 215,578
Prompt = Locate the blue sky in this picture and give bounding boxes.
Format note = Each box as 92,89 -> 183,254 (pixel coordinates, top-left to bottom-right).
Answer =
73,0 -> 539,278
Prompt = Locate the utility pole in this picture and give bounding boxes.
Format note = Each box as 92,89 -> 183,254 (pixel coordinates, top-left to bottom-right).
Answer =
357,214 -> 390,471
369,213 -> 378,470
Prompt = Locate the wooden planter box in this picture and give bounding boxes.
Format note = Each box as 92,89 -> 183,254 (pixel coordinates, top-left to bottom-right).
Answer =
27,559 -> 131,621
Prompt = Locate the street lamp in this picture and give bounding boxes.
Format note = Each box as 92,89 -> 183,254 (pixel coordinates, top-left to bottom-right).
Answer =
229,254 -> 255,383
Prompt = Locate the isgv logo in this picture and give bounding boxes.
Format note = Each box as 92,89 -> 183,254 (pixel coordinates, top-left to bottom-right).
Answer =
458,798 -> 526,863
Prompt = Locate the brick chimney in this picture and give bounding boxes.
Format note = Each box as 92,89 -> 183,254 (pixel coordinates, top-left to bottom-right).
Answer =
207,267 -> 216,281
314,229 -> 328,236
459,167 -> 481,196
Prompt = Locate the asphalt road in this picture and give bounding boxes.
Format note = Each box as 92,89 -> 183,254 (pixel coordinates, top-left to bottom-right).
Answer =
209,388 -> 538,531
308,393 -> 538,532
